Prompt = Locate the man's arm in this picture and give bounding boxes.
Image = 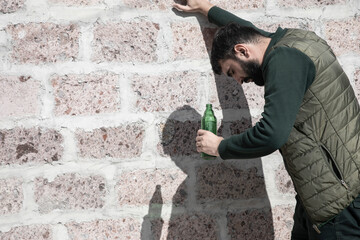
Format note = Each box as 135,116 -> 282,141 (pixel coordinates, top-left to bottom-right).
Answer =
218,47 -> 315,159
173,0 -> 271,36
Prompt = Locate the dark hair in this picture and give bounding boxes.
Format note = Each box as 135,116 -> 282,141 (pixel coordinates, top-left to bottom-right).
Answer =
211,22 -> 263,75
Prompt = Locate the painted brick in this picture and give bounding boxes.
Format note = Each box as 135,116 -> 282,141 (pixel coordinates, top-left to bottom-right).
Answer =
0,75 -> 39,118
0,178 -> 23,215
196,163 -> 267,201
34,173 -> 106,213
132,71 -> 199,112
49,0 -> 104,6
51,72 -> 119,116
158,119 -> 199,157
277,0 -> 347,8
227,208 -> 274,240
273,205 -> 295,240
0,127 -> 63,165
212,0 -> 264,9
0,225 -> 52,240
210,74 -> 265,110
325,17 -> 360,56
117,169 -> 187,206
66,219 -> 141,240
0,0 -> 25,13
355,69 -> 360,101
171,22 -> 208,60
158,214 -> 218,239
275,164 -> 296,195
92,21 -> 159,63
76,124 -> 144,158
7,23 -> 79,64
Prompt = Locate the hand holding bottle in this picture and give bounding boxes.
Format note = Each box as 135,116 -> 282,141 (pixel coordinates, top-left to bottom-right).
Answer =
196,129 -> 224,157
173,0 -> 215,16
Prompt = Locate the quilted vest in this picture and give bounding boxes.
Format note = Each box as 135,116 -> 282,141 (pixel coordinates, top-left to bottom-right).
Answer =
272,29 -> 360,231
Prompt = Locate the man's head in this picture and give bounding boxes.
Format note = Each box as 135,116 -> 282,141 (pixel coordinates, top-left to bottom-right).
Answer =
211,22 -> 265,86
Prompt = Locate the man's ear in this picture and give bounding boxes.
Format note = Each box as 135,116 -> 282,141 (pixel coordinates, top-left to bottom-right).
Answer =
234,44 -> 248,57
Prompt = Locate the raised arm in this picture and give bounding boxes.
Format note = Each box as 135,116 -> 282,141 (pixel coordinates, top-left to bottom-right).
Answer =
173,0 -> 271,36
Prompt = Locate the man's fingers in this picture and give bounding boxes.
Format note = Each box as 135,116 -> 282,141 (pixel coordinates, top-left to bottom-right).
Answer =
173,4 -> 194,12
197,129 -> 207,136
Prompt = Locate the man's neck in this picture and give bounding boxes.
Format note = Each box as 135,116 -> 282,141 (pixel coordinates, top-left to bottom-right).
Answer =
257,37 -> 272,65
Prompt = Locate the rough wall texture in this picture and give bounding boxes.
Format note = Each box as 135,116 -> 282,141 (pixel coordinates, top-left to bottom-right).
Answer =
0,0 -> 359,239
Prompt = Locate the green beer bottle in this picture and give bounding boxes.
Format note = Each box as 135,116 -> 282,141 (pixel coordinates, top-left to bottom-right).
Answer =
201,104 -> 217,160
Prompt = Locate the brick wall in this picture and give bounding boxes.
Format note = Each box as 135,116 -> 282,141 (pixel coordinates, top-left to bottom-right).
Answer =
0,0 -> 359,239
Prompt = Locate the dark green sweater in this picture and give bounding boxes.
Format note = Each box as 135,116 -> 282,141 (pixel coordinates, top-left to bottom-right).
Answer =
208,7 -> 316,159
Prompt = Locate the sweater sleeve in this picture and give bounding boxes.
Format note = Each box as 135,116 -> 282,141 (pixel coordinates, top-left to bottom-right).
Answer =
218,47 -> 315,159
208,6 -> 271,36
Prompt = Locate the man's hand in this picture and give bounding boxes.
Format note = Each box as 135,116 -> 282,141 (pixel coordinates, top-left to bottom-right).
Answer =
173,0 -> 214,16
196,129 -> 224,157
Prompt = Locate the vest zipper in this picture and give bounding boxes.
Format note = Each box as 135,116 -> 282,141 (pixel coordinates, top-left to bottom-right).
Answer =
320,144 -> 349,190
312,224 -> 321,234
341,180 -> 349,189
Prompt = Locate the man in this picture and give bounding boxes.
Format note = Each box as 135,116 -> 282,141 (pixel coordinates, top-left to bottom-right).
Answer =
173,0 -> 360,239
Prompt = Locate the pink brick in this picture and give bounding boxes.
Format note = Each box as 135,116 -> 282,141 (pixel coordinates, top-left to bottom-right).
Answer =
171,22 -> 208,60
76,124 -> 144,158
7,23 -> 79,64
0,225 -> 52,240
0,127 -> 63,165
158,214 -> 218,240
325,17 -> 360,56
273,205 -> 295,240
158,119 -> 200,157
92,21 -> 159,63
196,163 -> 267,201
256,20 -> 313,33
132,72 -> 199,112
0,75 -> 39,118
51,72 -> 119,116
242,83 -> 265,110
34,173 -> 106,213
355,69 -> 360,101
227,208 -> 274,240
66,219 -> 141,240
117,169 -> 187,206
123,0 -> 173,10
212,0 -> 264,9
210,74 -> 265,110
275,164 -> 296,195
277,0 -> 347,8
0,0 -> 25,13
49,0 -> 104,6
0,178 -> 23,215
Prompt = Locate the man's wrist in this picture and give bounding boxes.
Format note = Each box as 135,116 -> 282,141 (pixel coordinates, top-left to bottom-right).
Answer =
200,2 -> 215,16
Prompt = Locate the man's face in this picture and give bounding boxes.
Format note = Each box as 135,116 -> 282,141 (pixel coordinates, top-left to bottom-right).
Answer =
220,56 -> 264,86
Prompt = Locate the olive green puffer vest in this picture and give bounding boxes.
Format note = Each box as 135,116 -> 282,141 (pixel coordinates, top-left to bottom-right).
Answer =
273,29 -> 360,231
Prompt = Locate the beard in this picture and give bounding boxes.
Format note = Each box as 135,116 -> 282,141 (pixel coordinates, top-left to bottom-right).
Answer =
235,57 -> 264,86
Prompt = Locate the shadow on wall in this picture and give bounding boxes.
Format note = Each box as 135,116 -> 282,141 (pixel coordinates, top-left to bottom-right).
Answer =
140,8 -> 275,240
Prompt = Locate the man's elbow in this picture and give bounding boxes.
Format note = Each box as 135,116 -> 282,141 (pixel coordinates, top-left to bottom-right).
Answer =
266,134 -> 288,151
